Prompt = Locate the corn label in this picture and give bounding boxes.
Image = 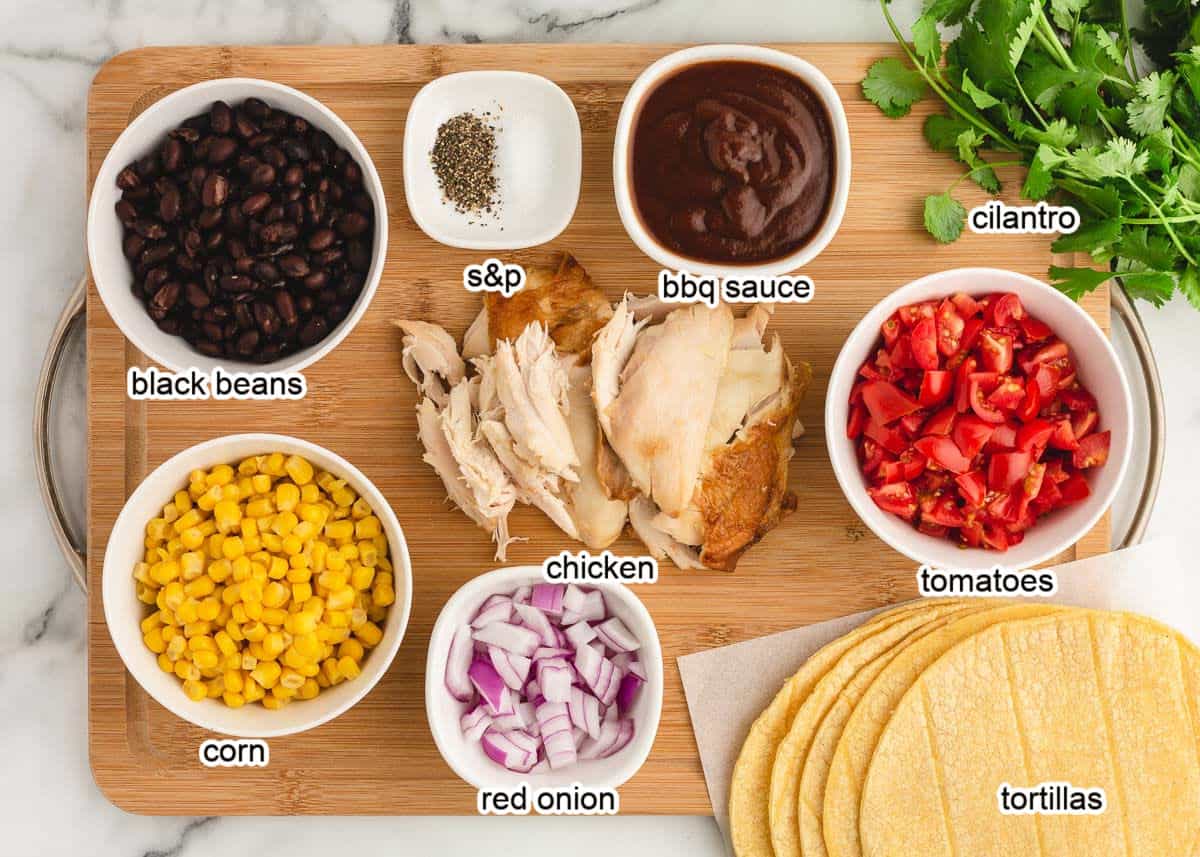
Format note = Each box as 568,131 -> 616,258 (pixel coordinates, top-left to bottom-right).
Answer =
477,782 -> 619,815
199,738 -> 269,768
127,366 -> 306,401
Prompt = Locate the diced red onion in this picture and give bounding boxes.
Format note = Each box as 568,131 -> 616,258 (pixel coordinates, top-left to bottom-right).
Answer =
595,617 -> 640,653
445,624 -> 475,702
472,621 -> 540,657
471,594 -> 514,629
454,583 -> 645,775
538,657 -> 574,703
461,705 -> 492,741
531,583 -> 566,616
617,672 -> 644,715
482,728 -> 537,772
469,659 -> 514,716
564,621 -> 597,649
513,602 -> 557,647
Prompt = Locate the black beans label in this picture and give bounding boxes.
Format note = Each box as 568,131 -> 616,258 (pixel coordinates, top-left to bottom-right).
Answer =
477,782 -> 619,815
542,550 -> 658,584
199,738 -> 269,768
998,782 -> 1106,815
969,200 -> 1080,235
917,564 -> 1058,597
464,259 -> 525,297
658,269 -> 814,308
127,365 -> 306,401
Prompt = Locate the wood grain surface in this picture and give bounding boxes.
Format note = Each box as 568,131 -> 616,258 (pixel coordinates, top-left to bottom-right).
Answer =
86,44 -> 1110,815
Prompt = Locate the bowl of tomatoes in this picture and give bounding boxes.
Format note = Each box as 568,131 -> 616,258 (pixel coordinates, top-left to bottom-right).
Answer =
826,268 -> 1132,569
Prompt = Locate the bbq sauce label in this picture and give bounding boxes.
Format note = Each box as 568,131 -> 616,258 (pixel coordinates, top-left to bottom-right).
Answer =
199,738 -> 269,768
127,366 -> 306,401
477,782 -> 619,815
917,564 -> 1057,597
998,782 -> 1106,815
658,269 -> 814,307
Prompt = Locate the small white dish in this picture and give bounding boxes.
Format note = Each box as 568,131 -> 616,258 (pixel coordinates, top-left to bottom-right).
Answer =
102,433 -> 413,738
613,44 -> 852,278
87,78 -> 388,375
825,268 -> 1133,571
426,566 -> 663,791
403,71 -> 581,250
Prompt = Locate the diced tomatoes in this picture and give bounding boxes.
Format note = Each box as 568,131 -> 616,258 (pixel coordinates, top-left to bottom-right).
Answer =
911,317 -> 940,370
919,370 -> 953,407
1073,431 -> 1111,469
978,329 -> 1014,373
852,292 -> 1109,552
861,380 -> 920,426
914,435 -> 972,474
868,482 -> 917,519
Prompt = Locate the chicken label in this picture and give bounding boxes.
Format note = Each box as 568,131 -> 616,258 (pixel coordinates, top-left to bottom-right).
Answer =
464,258 -> 527,297
542,550 -> 659,584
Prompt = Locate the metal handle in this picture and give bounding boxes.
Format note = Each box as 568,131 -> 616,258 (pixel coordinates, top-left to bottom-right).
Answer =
1111,280 -> 1165,550
35,276 -> 88,593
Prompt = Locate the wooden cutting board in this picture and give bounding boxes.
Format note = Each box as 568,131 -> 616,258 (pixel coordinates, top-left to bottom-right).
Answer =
86,44 -> 1108,815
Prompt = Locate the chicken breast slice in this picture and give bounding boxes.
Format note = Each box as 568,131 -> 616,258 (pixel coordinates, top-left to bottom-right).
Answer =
462,308 -> 490,361
598,303 -> 734,517
395,320 -> 466,406
591,298 -> 646,441
479,418 -> 580,540
493,324 -> 580,481
563,365 -> 628,549
628,496 -> 706,570
439,381 -> 518,559
705,333 -> 787,452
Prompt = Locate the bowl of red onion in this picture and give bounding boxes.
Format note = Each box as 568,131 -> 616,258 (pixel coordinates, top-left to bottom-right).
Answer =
425,566 -> 663,791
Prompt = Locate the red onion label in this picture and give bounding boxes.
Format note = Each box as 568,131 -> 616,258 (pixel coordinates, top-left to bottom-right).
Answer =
541,550 -> 658,584
477,782 -> 619,815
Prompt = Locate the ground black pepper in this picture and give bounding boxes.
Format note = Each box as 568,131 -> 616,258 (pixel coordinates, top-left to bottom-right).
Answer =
430,111 -> 501,218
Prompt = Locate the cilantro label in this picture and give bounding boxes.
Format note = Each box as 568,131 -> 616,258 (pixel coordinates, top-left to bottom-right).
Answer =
968,200 -> 1080,235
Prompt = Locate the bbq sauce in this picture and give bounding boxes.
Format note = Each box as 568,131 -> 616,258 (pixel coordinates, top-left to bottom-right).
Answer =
630,60 -> 836,265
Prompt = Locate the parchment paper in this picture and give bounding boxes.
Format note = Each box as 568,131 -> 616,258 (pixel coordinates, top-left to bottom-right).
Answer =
676,538 -> 1199,844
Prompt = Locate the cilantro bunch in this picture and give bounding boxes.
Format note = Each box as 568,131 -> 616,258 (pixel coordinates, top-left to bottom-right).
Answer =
863,0 -> 1200,308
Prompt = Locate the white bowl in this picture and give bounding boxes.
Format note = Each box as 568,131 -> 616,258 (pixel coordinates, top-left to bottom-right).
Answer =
102,433 -> 412,737
87,78 -> 388,374
426,566 -> 663,791
403,71 -> 581,250
825,268 -> 1133,570
613,44 -> 852,278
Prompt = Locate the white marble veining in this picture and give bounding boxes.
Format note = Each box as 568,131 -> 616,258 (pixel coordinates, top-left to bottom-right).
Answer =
3,1 -> 1195,854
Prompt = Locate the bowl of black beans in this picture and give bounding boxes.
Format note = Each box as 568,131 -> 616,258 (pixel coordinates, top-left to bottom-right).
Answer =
87,78 -> 387,372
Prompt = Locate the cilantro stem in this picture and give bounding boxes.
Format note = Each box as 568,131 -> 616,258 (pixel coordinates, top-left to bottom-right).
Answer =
1035,9 -> 1077,74
1117,0 -> 1140,80
1124,178 -> 1199,265
879,0 -> 1019,152
948,160 -> 1027,192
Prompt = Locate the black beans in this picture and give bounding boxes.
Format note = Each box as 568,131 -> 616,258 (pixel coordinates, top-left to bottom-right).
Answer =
114,97 -> 375,362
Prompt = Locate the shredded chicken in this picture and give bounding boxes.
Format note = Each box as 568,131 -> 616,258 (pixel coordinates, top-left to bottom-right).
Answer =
628,496 -> 705,570
395,320 -> 465,406
563,365 -> 628,548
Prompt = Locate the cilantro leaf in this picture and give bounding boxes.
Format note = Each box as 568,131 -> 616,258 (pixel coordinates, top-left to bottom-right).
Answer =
1179,266 -> 1200,310
912,14 -> 942,63
1048,0 -> 1085,30
961,71 -> 1000,109
1119,271 -> 1178,306
1051,218 -> 1122,254
1118,227 -> 1179,271
1049,266 -> 1115,300
863,58 -> 927,118
1014,117 -> 1079,148
924,192 -> 967,242
1127,71 -> 1177,136
1067,138 -> 1148,180
924,0 -> 978,26
1179,163 -> 1200,200
1008,2 -> 1040,71
1022,146 -> 1054,199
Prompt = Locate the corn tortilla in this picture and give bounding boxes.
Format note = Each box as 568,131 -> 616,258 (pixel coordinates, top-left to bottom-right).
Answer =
767,602 -> 976,857
858,611 -> 1200,857
728,599 -> 962,857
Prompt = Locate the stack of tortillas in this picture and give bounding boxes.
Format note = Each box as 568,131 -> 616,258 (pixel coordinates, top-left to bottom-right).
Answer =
728,598 -> 1200,857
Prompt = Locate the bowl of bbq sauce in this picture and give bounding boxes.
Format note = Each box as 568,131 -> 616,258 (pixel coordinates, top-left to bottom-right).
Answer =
614,45 -> 851,277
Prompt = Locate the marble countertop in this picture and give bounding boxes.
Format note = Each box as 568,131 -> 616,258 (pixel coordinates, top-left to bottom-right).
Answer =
6,0 -> 1196,854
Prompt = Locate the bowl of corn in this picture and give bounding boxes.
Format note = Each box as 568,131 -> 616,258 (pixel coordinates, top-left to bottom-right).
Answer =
102,433 -> 412,737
